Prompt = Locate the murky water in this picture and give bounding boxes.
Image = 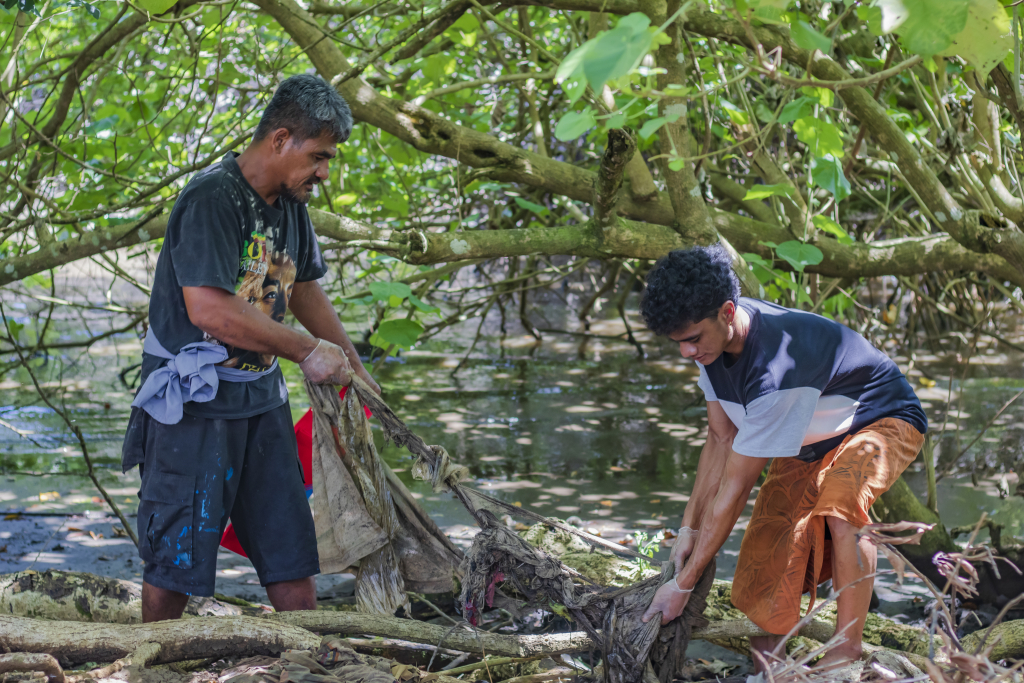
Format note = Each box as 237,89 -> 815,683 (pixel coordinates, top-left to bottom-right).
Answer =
3,302 -> 1024,616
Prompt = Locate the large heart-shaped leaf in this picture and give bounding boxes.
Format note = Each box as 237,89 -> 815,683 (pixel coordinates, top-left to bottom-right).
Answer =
775,240 -> 824,272
370,319 -> 424,350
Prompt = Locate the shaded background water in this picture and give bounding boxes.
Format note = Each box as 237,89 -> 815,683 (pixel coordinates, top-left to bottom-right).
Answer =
3,268 -> 1024,621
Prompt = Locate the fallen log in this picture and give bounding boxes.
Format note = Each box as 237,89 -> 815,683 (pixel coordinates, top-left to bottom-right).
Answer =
961,619 -> 1024,662
267,610 -> 595,657
0,615 -> 320,666
0,652 -> 64,683
0,570 -> 249,623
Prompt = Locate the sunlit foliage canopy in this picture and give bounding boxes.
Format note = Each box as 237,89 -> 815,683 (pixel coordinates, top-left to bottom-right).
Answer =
2,0 -> 1024,352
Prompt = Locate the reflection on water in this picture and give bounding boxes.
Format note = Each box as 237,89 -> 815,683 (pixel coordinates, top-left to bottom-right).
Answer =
3,315 -> 1024,605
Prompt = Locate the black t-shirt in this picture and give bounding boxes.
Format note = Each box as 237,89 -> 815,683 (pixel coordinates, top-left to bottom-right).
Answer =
141,152 -> 328,419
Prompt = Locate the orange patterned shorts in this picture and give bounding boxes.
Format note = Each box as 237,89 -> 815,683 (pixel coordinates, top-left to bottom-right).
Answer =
730,418 -> 924,635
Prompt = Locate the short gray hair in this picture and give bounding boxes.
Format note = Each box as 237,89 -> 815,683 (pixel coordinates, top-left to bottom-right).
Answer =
254,74 -> 353,144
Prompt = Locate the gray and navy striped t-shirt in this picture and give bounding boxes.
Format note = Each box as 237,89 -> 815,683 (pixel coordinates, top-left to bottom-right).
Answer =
697,298 -> 927,461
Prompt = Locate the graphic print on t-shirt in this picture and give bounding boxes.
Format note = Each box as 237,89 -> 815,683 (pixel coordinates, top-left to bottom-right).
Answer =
205,226 -> 297,372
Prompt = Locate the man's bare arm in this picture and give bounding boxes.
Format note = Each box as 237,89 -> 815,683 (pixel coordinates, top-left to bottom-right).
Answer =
681,401 -> 737,529
668,401 -> 737,571
678,449 -> 768,589
288,280 -> 380,394
183,286 -> 317,363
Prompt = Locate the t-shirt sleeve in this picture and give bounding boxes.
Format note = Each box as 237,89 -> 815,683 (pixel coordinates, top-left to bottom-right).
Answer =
732,387 -> 821,458
697,364 -> 718,402
168,194 -> 244,293
295,208 -> 328,282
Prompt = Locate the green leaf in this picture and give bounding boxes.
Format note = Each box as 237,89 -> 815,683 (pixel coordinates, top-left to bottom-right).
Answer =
876,0 -> 969,57
369,281 -> 412,303
638,116 -> 668,140
799,86 -> 834,107
4,319 -> 24,341
556,43 -> 589,82
742,252 -> 780,284
743,183 -> 796,200
793,117 -> 845,158
565,78 -> 587,104
582,13 -> 654,92
810,153 -> 852,201
812,215 -> 854,244
746,0 -> 789,24
409,293 -> 441,314
423,54 -> 456,81
605,111 -> 628,128
791,21 -> 831,53
136,0 -> 176,14
554,108 -> 596,141
513,196 -> 550,216
937,0 -> 1012,78
370,319 -> 424,350
64,0 -> 99,17
381,194 -> 409,217
338,294 -> 375,306
778,97 -> 816,124
84,115 -> 119,136
720,100 -> 750,126
775,240 -> 824,272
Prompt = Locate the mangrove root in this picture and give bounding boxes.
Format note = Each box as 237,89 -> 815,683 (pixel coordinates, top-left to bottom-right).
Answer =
0,652 -> 65,683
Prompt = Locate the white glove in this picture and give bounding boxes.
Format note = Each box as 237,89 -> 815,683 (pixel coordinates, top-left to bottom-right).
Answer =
299,339 -> 353,385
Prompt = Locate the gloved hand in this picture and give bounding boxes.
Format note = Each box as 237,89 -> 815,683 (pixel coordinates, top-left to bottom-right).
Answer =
668,526 -> 699,574
299,339 -> 353,385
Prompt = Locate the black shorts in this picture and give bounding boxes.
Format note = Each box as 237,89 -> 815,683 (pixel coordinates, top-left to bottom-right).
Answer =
121,402 -> 319,595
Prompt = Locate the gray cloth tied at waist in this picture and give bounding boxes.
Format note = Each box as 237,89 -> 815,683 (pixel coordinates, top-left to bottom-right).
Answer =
131,333 -> 278,425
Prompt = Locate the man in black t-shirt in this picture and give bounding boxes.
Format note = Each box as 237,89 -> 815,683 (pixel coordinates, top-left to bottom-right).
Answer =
122,75 -> 378,621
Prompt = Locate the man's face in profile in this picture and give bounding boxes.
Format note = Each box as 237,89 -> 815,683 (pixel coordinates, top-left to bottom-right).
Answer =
275,131 -> 337,204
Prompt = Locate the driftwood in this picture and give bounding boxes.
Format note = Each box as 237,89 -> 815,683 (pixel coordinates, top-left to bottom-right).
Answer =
65,642 -> 162,682
0,615 -> 320,665
459,509 -> 715,683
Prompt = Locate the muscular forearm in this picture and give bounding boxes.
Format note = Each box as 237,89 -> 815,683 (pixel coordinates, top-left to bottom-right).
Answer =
289,280 -> 372,380
183,286 -> 317,363
678,481 -> 752,587
681,435 -> 731,530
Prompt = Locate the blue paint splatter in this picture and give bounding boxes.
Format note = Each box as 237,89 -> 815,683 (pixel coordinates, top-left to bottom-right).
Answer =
226,467 -> 234,481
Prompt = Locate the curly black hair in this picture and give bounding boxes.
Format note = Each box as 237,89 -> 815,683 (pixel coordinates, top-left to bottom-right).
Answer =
640,245 -> 741,336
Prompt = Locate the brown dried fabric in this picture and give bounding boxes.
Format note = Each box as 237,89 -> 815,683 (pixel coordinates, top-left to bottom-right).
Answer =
306,382 -> 406,616
459,510 -> 715,683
